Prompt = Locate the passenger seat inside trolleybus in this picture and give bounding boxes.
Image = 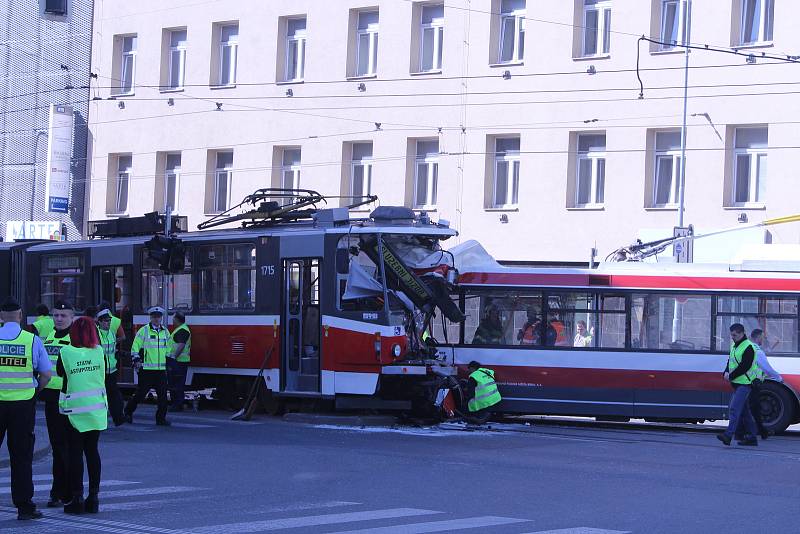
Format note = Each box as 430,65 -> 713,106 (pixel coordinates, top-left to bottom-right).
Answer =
302,305 -> 320,375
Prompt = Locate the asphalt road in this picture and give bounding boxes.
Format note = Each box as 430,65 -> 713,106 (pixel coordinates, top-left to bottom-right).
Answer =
1,406 -> 798,534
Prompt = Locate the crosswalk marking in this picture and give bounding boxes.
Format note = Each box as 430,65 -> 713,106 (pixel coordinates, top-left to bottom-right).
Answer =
100,485 -> 202,499
0,479 -> 138,495
333,515 -> 531,533
190,508 -> 443,534
0,473 -> 53,483
0,504 -> 189,534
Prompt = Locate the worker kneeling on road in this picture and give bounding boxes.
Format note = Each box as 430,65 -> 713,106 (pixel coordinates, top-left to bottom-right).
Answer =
465,361 -> 502,424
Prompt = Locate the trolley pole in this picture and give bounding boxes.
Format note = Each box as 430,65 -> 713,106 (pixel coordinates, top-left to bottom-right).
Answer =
677,0 -> 691,228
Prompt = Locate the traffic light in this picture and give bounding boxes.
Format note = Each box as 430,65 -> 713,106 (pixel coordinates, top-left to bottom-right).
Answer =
145,235 -> 184,273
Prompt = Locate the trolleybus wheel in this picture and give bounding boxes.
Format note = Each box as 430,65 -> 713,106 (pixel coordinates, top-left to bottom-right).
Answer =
759,381 -> 796,434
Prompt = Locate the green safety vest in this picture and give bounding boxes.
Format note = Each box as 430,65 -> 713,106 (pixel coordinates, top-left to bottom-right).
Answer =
58,345 -> 108,432
167,323 -> 191,363
43,332 -> 70,390
467,367 -> 502,412
109,314 -> 122,338
97,326 -> 117,374
131,324 -> 169,371
0,330 -> 36,401
33,315 -> 55,340
728,339 -> 761,385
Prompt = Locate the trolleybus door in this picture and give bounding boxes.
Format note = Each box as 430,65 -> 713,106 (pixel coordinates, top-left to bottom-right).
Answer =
282,258 -> 321,393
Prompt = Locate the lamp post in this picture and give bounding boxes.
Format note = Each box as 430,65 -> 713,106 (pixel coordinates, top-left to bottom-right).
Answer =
677,0 -> 691,228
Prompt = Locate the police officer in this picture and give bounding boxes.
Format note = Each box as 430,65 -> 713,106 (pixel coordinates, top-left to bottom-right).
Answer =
96,309 -> 125,426
30,304 -> 54,340
717,323 -> 760,446
97,300 -> 126,346
166,312 -> 191,412
464,361 -> 502,424
41,300 -> 74,506
124,307 -> 170,425
0,296 -> 51,520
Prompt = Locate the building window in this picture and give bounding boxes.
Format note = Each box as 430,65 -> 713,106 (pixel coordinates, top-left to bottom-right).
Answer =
218,24 -> 239,86
356,11 -> 379,76
499,0 -> 526,63
492,137 -> 520,208
659,0 -> 689,50
576,134 -> 605,207
164,153 -> 181,213
44,0 -> 67,15
733,127 -> 768,205
350,143 -> 373,198
119,35 -> 137,94
114,155 -> 132,214
213,152 -> 233,213
414,140 -> 439,209
282,149 -> 302,190
741,0 -> 774,45
420,5 -> 444,72
286,18 -> 307,82
582,0 -> 611,56
653,131 -> 682,207
168,29 -> 187,89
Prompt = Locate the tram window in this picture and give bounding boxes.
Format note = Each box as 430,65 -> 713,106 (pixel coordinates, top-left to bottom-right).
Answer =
40,254 -> 86,311
141,249 -> 192,311
631,294 -> 712,351
715,295 -> 799,354
198,244 -> 256,312
337,236 -> 383,312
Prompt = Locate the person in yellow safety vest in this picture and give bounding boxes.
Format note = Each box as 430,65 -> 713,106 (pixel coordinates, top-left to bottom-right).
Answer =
57,316 -> 108,514
95,309 -> 125,426
166,311 -> 191,412
717,323 -> 761,447
30,304 -> 55,340
41,300 -> 75,508
124,307 -> 171,426
0,296 -> 52,521
465,361 -> 502,424
97,300 -> 126,346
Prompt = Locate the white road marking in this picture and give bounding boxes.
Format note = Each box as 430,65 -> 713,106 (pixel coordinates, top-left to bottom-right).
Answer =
0,504 -> 191,534
100,485 -> 203,499
0,473 -> 54,483
0,479 -> 138,495
333,515 -> 531,533
99,496 -> 204,512
246,501 -> 362,514
313,425 -> 497,437
190,508 -> 442,534
521,529 -> 631,534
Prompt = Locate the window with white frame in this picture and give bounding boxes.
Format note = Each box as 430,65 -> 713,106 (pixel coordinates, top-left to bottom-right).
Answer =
356,11 -> 379,76
582,0 -> 611,56
414,140 -> 439,209
114,155 -> 132,214
733,127 -> 768,204
213,152 -> 233,213
575,134 -> 605,206
653,131 -> 682,207
499,0 -> 526,63
164,153 -> 181,213
119,35 -> 137,94
741,0 -> 774,45
420,4 -> 444,72
492,137 -> 520,208
282,149 -> 302,191
350,143 -> 373,198
286,18 -> 307,81
168,30 -> 187,89
218,24 -> 239,86
659,0 -> 689,50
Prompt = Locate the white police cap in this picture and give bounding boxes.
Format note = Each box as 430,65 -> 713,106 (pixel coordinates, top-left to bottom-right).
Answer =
147,306 -> 165,316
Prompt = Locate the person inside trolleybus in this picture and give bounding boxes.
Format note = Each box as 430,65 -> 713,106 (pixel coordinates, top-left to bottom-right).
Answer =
472,304 -> 503,345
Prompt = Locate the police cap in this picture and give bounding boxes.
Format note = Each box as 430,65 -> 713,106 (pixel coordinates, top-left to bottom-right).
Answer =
148,306 -> 165,316
0,297 -> 21,312
53,300 -> 74,311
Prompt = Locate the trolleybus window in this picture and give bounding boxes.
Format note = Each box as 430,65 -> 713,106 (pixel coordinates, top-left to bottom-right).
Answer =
141,249 -> 193,311
40,254 -> 86,310
465,291 -> 544,346
198,244 -> 256,312
546,293 -> 627,349
714,295 -> 799,354
631,294 -> 712,351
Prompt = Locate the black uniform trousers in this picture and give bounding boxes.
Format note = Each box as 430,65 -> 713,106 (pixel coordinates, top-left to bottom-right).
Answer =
105,371 -> 125,425
736,379 -> 767,438
0,398 -> 36,512
167,359 -> 188,409
40,388 -> 70,502
65,422 -> 101,497
125,369 -> 168,423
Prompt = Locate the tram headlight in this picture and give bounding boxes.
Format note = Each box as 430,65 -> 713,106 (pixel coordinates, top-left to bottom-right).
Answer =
392,344 -> 402,358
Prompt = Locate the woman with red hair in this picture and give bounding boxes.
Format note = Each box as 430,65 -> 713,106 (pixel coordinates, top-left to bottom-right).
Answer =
57,316 -> 108,514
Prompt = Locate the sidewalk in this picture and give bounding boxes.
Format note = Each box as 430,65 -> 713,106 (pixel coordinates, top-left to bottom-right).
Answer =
0,403 -> 52,469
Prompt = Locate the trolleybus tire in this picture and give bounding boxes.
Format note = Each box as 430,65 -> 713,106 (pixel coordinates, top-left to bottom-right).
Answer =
759,381 -> 797,434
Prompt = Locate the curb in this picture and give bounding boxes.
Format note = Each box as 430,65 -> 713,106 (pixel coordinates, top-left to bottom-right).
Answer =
283,412 -> 399,427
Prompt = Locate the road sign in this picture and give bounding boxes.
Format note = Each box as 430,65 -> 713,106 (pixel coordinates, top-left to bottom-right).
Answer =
673,226 -> 693,263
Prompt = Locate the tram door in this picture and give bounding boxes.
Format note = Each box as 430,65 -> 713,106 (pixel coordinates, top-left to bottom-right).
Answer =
282,258 -> 321,393
94,265 -> 134,359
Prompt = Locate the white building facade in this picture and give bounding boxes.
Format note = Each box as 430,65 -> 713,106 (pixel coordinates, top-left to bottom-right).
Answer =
87,0 -> 800,263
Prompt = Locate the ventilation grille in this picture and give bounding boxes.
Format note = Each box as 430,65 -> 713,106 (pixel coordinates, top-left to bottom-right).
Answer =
230,337 -> 246,356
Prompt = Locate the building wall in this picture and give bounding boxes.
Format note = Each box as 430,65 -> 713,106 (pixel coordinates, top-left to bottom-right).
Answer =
0,0 -> 93,240
87,0 -> 800,262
